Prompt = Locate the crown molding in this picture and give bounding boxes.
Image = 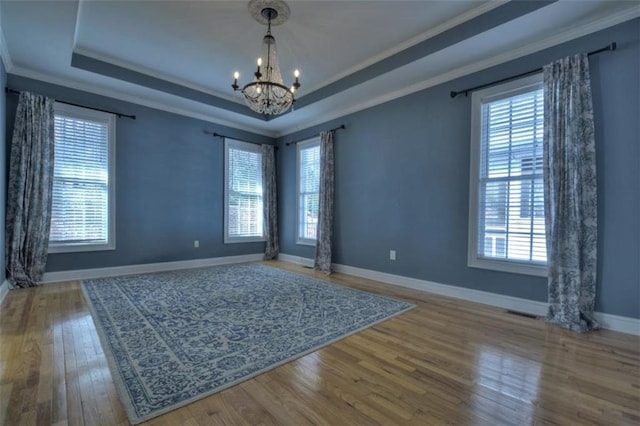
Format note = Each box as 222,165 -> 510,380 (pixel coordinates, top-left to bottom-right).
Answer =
6,5 -> 638,139
273,5 -> 640,138
8,66 -> 278,138
0,11 -> 14,72
72,0 -> 238,105
72,0 -> 83,54
74,1 -> 507,104
73,47 -> 240,105
302,1 -> 508,95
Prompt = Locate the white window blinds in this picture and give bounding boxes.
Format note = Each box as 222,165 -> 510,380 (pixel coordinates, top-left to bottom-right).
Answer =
225,139 -> 264,242
477,83 -> 546,265
50,104 -> 115,252
297,139 -> 320,243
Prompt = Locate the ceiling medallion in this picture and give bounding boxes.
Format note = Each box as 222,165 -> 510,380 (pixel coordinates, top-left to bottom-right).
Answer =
232,0 -> 300,116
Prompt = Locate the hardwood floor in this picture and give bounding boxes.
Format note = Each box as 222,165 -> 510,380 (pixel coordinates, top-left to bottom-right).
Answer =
1,260 -> 638,425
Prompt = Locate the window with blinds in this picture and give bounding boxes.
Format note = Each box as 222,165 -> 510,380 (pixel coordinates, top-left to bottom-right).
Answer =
468,74 -> 547,276
296,138 -> 320,245
49,103 -> 115,253
224,139 -> 264,243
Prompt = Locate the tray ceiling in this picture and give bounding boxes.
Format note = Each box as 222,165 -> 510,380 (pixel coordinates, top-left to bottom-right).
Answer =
1,1 -> 638,136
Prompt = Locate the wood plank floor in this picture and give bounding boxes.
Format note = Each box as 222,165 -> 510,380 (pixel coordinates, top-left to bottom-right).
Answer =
1,260 -> 639,425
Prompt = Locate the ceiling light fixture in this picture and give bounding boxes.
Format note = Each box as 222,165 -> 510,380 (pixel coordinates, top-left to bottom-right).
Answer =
232,0 -> 300,116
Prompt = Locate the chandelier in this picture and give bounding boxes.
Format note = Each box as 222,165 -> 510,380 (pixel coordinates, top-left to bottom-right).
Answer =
232,0 -> 300,115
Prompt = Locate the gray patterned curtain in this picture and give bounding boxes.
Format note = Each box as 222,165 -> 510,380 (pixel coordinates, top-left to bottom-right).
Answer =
314,130 -> 334,274
543,54 -> 599,332
6,92 -> 55,288
261,144 -> 278,260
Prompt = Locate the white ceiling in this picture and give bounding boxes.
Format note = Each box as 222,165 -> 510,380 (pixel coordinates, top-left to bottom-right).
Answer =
1,1 -> 639,137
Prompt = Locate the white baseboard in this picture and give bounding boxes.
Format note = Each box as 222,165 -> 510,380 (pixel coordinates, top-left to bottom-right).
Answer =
41,253 -> 265,283
592,312 -> 640,336
0,279 -> 9,305
333,262 -> 550,315
277,253 -> 314,268
278,253 -> 639,336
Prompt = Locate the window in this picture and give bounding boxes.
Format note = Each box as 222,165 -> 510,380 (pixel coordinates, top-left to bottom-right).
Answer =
49,103 -> 115,253
468,74 -> 546,276
296,137 -> 320,245
224,139 -> 264,243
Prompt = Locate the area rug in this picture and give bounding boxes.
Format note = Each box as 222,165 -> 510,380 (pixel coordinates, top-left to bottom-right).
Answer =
82,262 -> 414,424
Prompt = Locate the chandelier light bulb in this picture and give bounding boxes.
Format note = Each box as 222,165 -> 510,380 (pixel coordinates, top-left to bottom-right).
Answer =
231,71 -> 240,90
294,69 -> 300,78
257,86 -> 262,94
257,58 -> 263,66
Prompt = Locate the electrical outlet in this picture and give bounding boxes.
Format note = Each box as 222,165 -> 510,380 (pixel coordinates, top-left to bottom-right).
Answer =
390,250 -> 396,260
194,240 -> 199,248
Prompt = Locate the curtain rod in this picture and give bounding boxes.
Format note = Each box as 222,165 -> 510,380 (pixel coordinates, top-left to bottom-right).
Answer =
5,87 -> 137,119
203,130 -> 278,150
450,42 -> 617,98
285,124 -> 346,146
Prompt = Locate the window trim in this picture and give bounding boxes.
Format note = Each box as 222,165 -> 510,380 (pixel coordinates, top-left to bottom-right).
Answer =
49,103 -> 116,254
224,138 -> 265,244
296,137 -> 321,246
467,73 -> 547,277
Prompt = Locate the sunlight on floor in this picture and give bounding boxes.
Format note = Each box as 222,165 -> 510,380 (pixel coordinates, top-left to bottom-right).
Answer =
473,345 -> 541,421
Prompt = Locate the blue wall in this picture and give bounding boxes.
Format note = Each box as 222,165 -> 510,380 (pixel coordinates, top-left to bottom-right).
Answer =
5,76 -> 275,272
277,19 -> 640,319
3,20 -> 638,318
0,59 -> 6,284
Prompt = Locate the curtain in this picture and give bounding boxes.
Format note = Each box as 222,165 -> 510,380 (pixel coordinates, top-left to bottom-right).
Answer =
262,144 -> 279,260
314,130 -> 334,274
543,54 -> 599,332
6,92 -> 55,288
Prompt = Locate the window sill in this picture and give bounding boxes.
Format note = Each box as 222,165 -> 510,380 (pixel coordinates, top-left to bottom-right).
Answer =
224,237 -> 266,244
48,242 -> 115,254
468,256 -> 547,277
296,239 -> 316,247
